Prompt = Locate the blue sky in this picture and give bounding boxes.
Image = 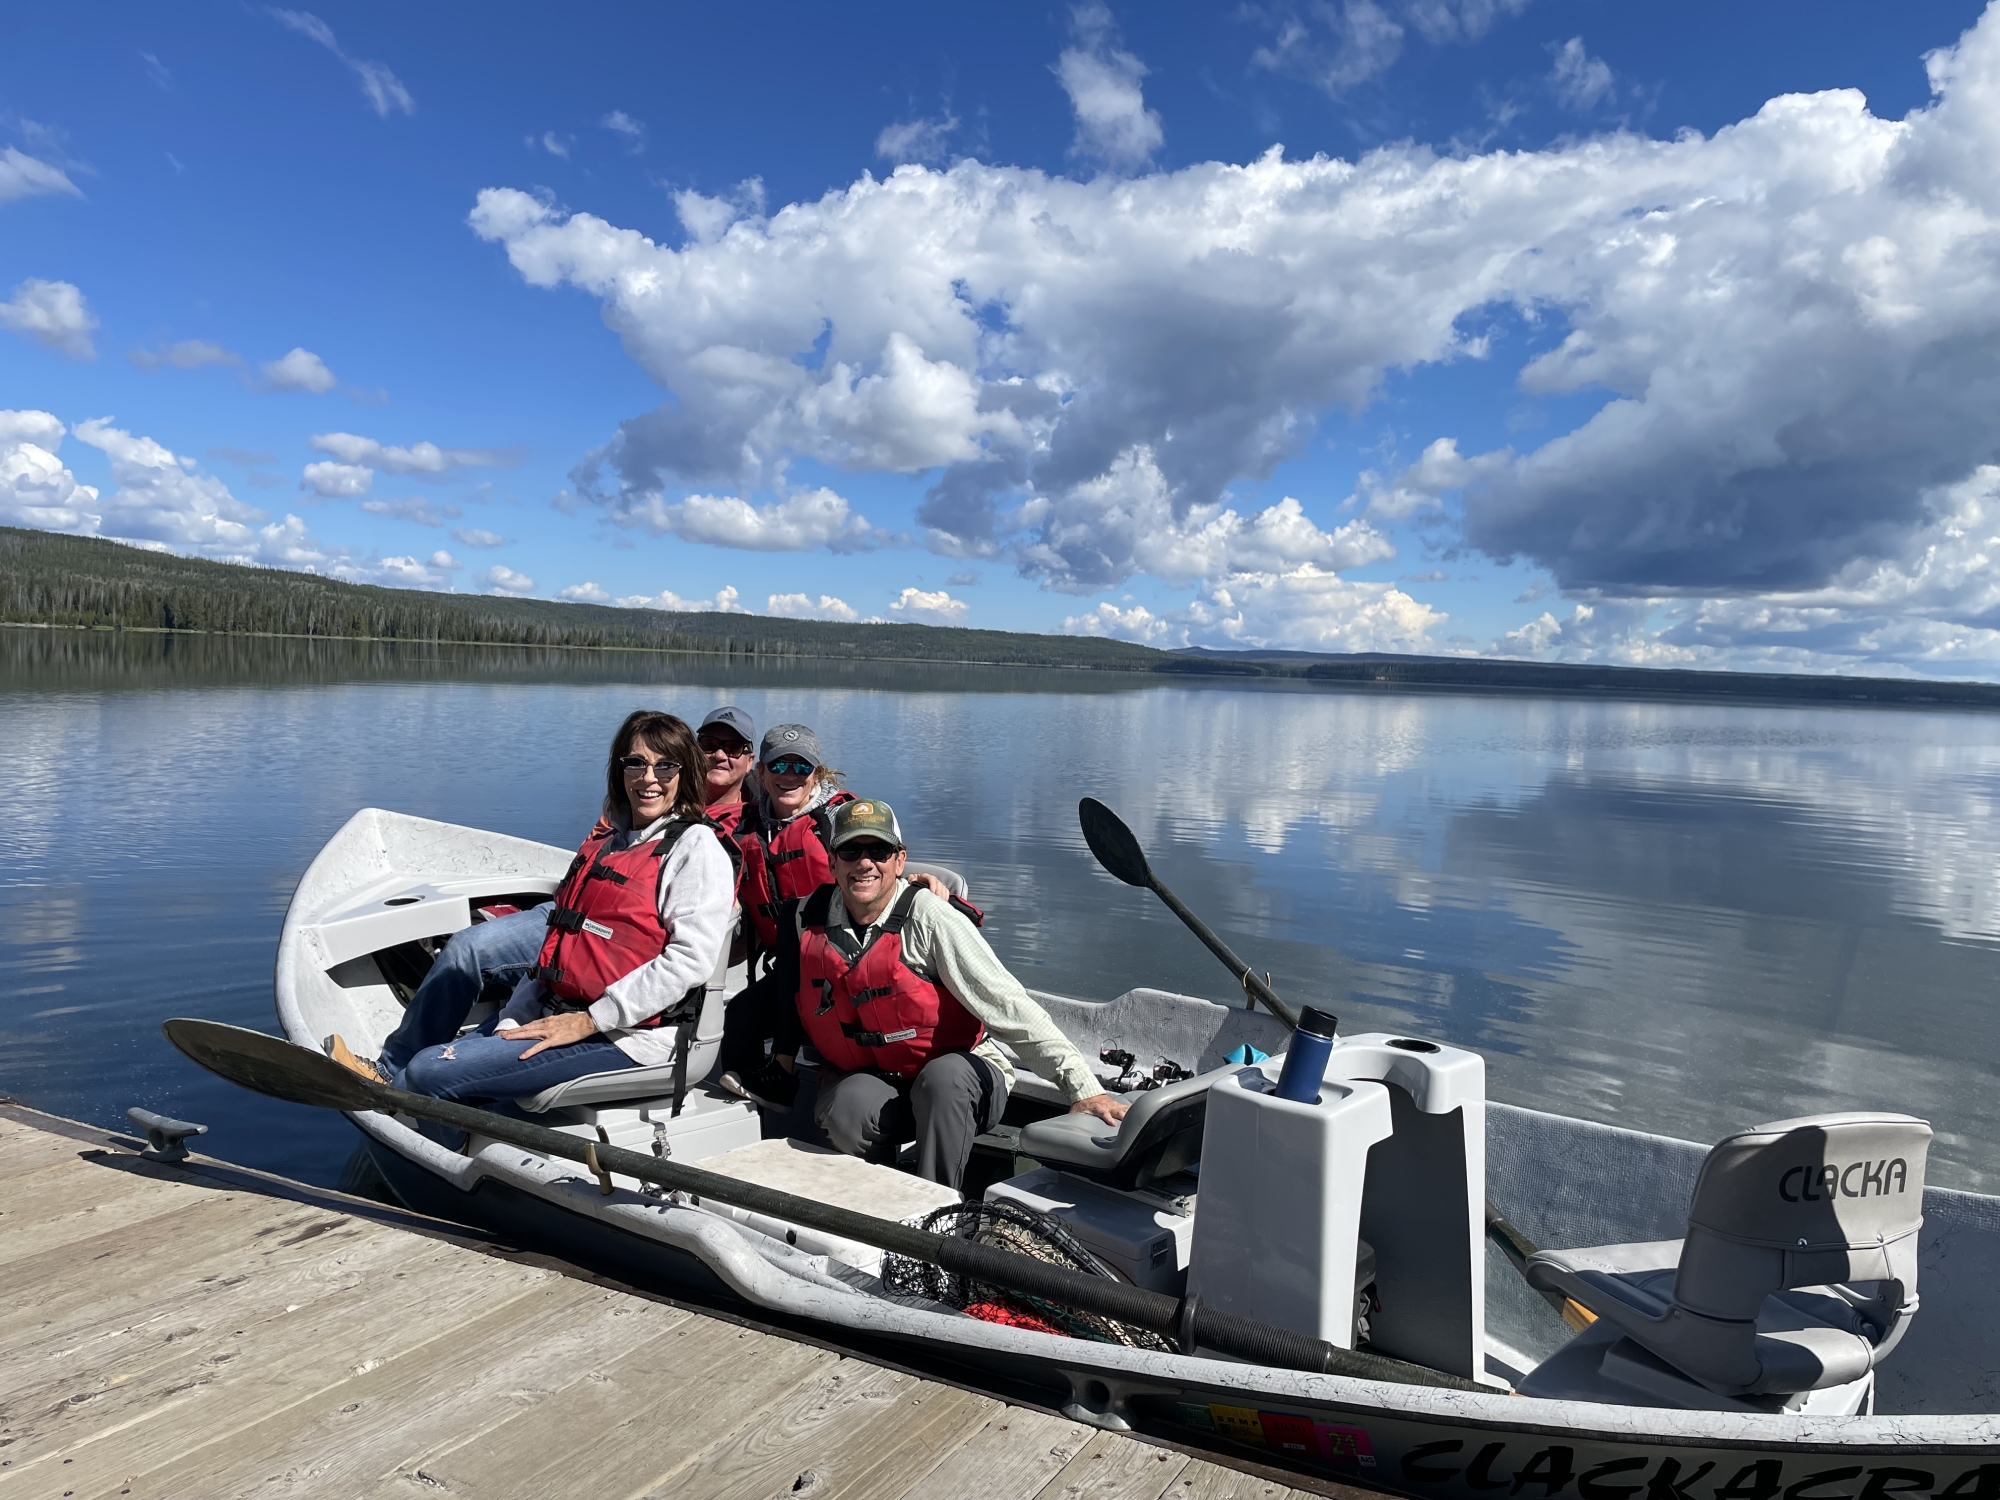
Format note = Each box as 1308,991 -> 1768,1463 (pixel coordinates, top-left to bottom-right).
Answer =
6,2 -> 2000,673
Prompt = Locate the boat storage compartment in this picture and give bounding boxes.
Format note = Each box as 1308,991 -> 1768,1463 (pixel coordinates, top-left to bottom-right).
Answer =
984,1165 -> 1194,1294
540,1086 -> 763,1164
1187,1031 -> 1489,1382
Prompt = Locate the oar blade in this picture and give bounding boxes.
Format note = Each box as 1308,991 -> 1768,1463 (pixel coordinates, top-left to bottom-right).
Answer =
162,1018 -> 387,1113
1078,797 -> 1151,887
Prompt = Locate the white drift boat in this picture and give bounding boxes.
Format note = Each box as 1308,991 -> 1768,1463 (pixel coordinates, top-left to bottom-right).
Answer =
273,808 -> 2000,1494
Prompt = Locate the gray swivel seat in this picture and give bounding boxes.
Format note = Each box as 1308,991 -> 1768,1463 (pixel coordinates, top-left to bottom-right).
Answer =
1523,1111 -> 1929,1401
1018,1065 -> 1224,1192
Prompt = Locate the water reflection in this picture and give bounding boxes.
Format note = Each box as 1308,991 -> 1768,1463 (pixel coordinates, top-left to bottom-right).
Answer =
3,631 -> 1997,1192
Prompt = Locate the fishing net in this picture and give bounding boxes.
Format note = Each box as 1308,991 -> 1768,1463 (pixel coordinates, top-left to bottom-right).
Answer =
880,1198 -> 1175,1351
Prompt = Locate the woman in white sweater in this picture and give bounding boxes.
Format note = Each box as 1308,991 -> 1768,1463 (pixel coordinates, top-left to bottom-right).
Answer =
334,710 -> 733,1108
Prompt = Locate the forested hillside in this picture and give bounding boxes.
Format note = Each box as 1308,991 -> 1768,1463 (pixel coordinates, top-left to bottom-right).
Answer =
0,527 -> 1167,670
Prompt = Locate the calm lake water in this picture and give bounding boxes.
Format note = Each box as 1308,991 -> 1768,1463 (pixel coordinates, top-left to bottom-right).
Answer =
4,628 -> 1998,1193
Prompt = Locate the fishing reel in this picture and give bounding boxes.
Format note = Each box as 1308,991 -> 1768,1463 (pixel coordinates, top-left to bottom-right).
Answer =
1097,1047 -> 1195,1093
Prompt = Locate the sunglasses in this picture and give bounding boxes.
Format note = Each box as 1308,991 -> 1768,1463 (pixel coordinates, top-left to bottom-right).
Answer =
835,840 -> 901,864
698,735 -> 752,757
620,756 -> 682,782
764,758 -> 816,776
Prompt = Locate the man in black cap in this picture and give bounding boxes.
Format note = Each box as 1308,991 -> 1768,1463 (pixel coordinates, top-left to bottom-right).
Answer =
739,797 -> 1124,1188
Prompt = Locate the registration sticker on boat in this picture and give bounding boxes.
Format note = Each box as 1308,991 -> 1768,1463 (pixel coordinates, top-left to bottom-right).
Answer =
1256,1410 -> 1318,1454
1313,1421 -> 1376,1466
1207,1404 -> 1266,1446
1175,1403 -> 1216,1432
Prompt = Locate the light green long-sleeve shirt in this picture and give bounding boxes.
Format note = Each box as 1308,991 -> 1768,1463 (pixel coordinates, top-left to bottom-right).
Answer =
820,881 -> 1105,1104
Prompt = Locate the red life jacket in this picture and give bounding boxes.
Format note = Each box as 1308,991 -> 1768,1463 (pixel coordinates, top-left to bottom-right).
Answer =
751,790 -> 854,949
793,882 -> 985,1078
533,818 -> 702,1019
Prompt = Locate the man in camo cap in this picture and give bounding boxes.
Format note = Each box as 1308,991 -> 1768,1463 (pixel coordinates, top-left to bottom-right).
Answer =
736,797 -> 1125,1187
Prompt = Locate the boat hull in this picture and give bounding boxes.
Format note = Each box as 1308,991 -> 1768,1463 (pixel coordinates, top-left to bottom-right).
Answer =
274,809 -> 2000,1490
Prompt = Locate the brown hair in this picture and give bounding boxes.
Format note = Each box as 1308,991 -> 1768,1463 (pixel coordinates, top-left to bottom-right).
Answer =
604,710 -> 706,824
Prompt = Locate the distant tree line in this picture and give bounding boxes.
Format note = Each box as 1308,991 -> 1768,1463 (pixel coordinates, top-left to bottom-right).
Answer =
0,526 -> 1167,671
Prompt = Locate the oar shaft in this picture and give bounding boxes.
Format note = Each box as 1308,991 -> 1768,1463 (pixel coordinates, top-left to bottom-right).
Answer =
1147,879 -> 1299,1027
359,1079 -> 1478,1389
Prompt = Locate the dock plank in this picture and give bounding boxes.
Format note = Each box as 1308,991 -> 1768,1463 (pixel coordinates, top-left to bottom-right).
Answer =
103,1279 -> 670,1500
0,1217 -> 471,1408
646,1358 -> 1000,1500
0,1200 -> 386,1360
0,1228 -> 547,1494
0,1121 -> 110,1182
0,1155 -> 206,1239
0,1157 -> 262,1272
395,1313 -> 835,1499
1165,1458 -> 1330,1499
892,1407 -> 1097,1500
1033,1429 -> 1192,1500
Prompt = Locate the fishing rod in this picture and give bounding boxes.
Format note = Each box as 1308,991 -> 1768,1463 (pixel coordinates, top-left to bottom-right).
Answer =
1076,796 -> 1595,1333
160,1017 -> 1486,1392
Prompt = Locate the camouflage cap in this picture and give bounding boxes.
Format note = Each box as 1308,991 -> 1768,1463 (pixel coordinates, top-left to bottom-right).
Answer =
828,797 -> 906,851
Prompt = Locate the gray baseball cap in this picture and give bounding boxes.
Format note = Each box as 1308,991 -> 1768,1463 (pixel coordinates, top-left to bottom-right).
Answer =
760,723 -> 822,768
699,706 -> 755,745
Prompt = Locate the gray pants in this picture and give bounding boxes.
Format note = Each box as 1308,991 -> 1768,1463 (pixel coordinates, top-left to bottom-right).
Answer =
814,1052 -> 1007,1189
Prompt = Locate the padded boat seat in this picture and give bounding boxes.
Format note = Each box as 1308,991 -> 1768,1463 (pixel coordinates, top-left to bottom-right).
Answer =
515,1036 -> 723,1113
1017,1064 -> 1224,1191
1524,1111 -> 1930,1399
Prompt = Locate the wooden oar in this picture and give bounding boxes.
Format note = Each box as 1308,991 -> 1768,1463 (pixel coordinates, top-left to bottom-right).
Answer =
160,1017 -> 1485,1391
1075,797 -> 1596,1334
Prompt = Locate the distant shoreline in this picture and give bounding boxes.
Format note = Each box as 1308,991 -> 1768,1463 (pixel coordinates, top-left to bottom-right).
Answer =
7,524 -> 2000,710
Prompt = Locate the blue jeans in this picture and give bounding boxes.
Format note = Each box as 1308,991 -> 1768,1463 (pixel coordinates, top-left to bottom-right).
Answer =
380,907 -> 549,1071
402,1016 -> 637,1107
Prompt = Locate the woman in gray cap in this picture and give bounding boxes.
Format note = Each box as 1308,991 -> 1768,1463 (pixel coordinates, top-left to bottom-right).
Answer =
745,722 -> 853,954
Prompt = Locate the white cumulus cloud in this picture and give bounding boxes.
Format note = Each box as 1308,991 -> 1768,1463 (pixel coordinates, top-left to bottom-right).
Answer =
559,581 -> 610,602
767,592 -> 860,621
451,526 -> 506,548
889,586 -> 970,624
260,347 -> 337,393
478,564 -> 535,595
614,584 -> 745,612
1066,565 -> 1447,652
1,279 -> 97,359
0,410 -> 101,533
301,461 -> 372,498
616,485 -> 892,553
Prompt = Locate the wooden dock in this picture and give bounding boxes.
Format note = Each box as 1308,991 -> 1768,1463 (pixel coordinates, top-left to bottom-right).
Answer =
0,1105 -> 1366,1500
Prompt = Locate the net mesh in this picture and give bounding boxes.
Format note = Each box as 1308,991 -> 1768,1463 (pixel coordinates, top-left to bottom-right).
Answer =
881,1198 -> 1175,1351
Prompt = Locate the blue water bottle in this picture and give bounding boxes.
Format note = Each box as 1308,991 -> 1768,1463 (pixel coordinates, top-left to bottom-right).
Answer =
1272,1006 -> 1340,1104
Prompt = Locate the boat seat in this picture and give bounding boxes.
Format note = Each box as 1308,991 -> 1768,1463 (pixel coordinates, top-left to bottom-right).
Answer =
1524,1111 -> 1930,1398
1017,1063 -> 1225,1192
515,908 -> 739,1114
